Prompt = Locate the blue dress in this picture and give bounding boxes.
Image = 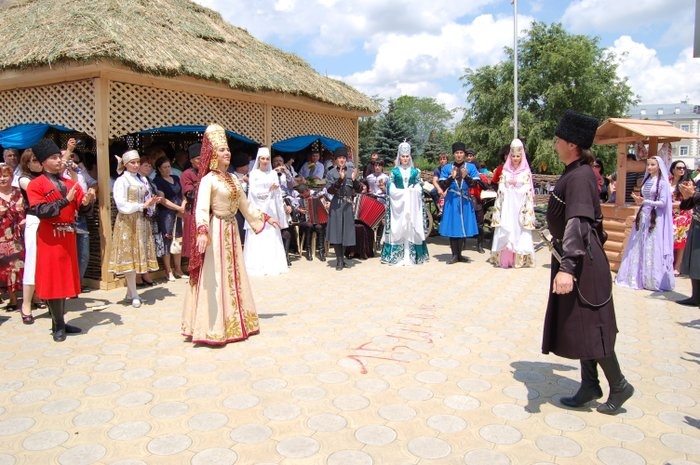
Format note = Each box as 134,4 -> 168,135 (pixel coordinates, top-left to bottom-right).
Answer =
438,162 -> 479,238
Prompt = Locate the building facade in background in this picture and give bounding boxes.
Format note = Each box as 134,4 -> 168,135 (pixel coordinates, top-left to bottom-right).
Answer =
627,101 -> 700,164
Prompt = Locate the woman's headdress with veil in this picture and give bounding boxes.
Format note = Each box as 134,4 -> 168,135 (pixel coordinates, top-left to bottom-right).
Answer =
394,140 -> 413,168
188,124 -> 228,286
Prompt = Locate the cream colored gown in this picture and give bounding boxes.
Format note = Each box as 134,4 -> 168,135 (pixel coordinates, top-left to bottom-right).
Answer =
181,171 -> 265,345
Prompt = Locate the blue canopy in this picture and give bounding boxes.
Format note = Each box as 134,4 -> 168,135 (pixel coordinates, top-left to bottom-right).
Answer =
272,135 -> 345,153
0,123 -> 74,149
140,125 -> 259,145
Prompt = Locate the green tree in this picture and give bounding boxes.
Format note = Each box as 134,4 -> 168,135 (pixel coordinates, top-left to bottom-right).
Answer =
457,21 -> 636,173
373,98 -> 413,164
358,95 -> 384,167
393,96 -> 454,159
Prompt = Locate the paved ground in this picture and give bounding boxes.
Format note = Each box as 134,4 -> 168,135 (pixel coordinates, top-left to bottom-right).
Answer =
1,236 -> 699,465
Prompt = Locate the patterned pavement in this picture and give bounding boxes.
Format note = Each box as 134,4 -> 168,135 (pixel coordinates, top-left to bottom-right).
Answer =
1,236 -> 699,465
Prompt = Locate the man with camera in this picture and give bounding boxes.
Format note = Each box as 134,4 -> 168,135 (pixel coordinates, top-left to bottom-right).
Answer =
62,138 -> 97,285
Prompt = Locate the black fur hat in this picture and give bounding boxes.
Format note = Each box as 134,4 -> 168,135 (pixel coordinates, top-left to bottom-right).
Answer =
555,110 -> 599,149
451,142 -> 466,153
32,138 -> 61,163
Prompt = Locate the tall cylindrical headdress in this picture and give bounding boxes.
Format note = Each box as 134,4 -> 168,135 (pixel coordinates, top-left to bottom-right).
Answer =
200,124 -> 228,172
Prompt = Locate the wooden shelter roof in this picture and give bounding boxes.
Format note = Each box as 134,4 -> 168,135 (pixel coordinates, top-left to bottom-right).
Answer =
0,0 -> 380,114
594,118 -> 699,145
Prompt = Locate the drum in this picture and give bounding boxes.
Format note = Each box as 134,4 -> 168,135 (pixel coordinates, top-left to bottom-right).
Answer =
354,194 -> 386,229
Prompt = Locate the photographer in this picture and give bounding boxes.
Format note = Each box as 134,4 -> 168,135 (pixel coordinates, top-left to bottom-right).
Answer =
62,138 -> 97,285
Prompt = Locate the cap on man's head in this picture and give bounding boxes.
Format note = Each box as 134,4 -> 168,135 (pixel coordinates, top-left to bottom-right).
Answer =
188,143 -> 202,160
333,146 -> 348,159
451,142 -> 466,153
32,139 -> 61,163
555,110 -> 599,149
465,147 -> 476,155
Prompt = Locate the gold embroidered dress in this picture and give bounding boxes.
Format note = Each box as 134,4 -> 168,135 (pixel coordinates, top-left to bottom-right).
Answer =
108,173 -> 159,274
181,171 -> 265,345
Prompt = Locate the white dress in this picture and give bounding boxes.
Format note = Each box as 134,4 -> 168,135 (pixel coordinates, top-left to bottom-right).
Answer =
244,168 -> 289,276
490,169 -> 536,268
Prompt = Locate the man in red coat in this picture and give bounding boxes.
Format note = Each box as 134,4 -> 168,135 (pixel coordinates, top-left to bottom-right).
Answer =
27,139 -> 95,342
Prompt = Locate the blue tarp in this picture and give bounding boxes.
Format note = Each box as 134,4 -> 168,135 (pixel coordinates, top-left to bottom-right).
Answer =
272,135 -> 345,153
140,125 -> 259,145
0,123 -> 74,149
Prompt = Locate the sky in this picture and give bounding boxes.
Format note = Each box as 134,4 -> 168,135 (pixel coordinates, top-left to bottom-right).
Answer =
193,0 -> 698,120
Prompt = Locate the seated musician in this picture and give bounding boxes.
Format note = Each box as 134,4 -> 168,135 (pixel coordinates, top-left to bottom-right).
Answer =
365,160 -> 389,203
295,184 -> 328,262
299,142 -> 325,185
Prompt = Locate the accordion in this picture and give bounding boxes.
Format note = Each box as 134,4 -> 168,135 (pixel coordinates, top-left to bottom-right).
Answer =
303,197 -> 329,225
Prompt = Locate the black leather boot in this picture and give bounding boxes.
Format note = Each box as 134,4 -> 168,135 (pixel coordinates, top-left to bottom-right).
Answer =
677,279 -> 700,306
317,226 -> 326,262
560,359 -> 603,407
476,227 -> 485,254
457,239 -> 470,262
596,354 -> 634,414
334,244 -> 344,270
304,229 -> 313,261
47,299 -> 66,342
282,229 -> 291,266
447,239 -> 459,264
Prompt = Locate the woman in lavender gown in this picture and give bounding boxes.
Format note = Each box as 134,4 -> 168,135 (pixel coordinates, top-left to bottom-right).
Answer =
615,155 -> 674,291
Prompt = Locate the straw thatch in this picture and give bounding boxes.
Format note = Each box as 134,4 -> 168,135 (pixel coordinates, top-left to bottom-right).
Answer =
0,0 -> 379,113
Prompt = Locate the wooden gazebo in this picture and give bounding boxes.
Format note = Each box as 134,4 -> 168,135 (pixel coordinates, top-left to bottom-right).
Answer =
0,0 -> 379,288
594,118 -> 698,271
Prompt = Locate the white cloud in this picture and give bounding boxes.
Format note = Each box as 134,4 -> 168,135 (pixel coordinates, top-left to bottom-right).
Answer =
344,15 -> 531,105
562,0 -> 691,37
610,36 -> 700,104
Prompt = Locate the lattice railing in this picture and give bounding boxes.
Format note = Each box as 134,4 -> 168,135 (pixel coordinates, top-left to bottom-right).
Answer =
271,106 -> 356,148
0,80 -> 96,136
109,82 -> 266,140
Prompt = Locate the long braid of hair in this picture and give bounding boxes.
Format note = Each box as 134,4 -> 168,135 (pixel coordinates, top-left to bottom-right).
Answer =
648,176 -> 660,232
634,173 -> 660,232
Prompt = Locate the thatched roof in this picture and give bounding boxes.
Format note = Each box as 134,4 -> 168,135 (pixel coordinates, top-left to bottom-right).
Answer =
0,0 -> 379,114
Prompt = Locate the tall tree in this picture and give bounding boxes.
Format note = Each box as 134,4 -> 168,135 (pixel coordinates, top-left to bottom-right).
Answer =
373,98 -> 413,164
457,22 -> 636,173
393,96 -> 454,158
358,95 -> 384,167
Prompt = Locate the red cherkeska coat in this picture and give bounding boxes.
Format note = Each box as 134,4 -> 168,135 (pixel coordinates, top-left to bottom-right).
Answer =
27,174 -> 84,300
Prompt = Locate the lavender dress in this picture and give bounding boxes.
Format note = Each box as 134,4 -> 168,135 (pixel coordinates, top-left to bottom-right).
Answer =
615,156 -> 675,291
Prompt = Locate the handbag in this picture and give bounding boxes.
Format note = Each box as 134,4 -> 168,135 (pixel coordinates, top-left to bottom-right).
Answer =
169,217 -> 182,255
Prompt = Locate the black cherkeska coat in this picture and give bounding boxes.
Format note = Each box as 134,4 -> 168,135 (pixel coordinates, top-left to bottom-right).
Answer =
541,159 -> 618,361
326,166 -> 362,246
680,190 -> 700,278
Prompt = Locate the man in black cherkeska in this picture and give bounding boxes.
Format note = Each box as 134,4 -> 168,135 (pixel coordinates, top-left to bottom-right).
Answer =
542,110 -> 634,415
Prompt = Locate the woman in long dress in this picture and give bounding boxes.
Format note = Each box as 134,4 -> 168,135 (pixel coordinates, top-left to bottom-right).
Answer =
17,150 -> 45,323
108,150 -> 160,307
380,141 -> 429,265
489,138 -> 536,268
669,160 -> 691,275
243,147 -> 289,276
182,124 -> 279,346
0,163 -> 25,313
616,155 -> 675,291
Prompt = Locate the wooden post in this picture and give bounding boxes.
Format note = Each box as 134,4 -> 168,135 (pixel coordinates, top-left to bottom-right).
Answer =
615,142 -> 627,206
93,75 -> 116,289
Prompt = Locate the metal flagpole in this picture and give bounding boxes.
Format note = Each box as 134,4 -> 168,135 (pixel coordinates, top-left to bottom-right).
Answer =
512,0 -> 518,139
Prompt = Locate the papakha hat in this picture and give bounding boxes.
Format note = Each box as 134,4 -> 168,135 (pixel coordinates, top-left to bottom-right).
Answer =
451,142 -> 466,153
231,153 -> 250,168
555,110 -> 599,149
32,139 -> 61,163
